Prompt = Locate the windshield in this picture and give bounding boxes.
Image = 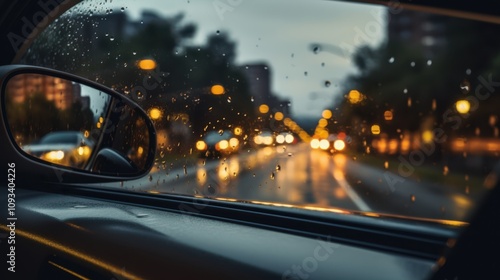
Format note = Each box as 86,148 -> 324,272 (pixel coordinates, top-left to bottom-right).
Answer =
19,0 -> 500,224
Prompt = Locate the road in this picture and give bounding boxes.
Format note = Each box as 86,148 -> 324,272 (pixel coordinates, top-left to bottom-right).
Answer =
132,143 -> 474,221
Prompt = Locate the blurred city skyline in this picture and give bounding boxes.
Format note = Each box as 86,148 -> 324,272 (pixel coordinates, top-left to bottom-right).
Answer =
79,0 -> 386,118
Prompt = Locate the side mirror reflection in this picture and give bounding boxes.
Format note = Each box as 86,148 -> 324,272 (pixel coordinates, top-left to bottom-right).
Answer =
3,71 -> 156,176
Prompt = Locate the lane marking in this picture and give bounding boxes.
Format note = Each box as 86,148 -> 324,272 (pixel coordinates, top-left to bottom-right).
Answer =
331,158 -> 372,212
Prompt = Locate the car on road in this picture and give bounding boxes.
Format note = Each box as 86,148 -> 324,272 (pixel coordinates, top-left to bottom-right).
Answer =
275,132 -> 296,145
195,130 -> 240,158
253,130 -> 275,146
1,1 -> 499,280
22,131 -> 94,168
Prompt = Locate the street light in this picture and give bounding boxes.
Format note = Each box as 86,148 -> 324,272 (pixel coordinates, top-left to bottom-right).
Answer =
148,107 -> 162,120
384,110 -> 393,121
274,112 -> 284,121
211,84 -> 225,95
322,109 -> 332,119
371,124 -> 381,135
348,90 -> 363,104
259,104 -> 269,114
138,59 -> 157,70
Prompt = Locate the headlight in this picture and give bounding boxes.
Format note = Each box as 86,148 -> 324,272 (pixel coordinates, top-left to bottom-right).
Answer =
310,139 -> 320,149
285,134 -> 294,144
43,150 -> 65,161
229,138 -> 239,148
276,135 -> 285,144
196,140 -> 207,151
254,135 -> 263,145
319,139 -> 330,150
77,146 -> 91,156
333,139 -> 346,151
263,136 -> 273,145
217,140 -> 229,150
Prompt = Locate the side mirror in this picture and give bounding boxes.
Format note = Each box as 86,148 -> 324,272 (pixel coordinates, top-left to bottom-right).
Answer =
0,65 -> 156,184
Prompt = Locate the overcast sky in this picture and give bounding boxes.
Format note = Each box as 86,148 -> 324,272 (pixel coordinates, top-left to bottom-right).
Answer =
89,0 -> 387,118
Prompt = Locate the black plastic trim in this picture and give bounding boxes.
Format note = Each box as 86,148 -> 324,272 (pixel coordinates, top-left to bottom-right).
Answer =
31,184 -> 459,261
0,65 -> 157,182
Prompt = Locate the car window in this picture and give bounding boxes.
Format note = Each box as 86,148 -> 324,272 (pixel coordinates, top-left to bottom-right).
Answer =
17,0 -> 500,224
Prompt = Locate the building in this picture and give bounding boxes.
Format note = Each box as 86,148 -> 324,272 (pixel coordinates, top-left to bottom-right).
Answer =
387,10 -> 447,58
7,74 -> 81,110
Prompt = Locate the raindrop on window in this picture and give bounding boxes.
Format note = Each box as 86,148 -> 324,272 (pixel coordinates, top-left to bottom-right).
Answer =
410,61 -> 415,67
388,57 -> 395,63
427,60 -> 432,66
312,45 -> 321,54
276,164 -> 281,171
207,184 -> 216,194
384,161 -> 389,169
410,195 -> 416,202
466,68 -> 472,75
460,80 -> 471,94
270,172 -> 275,180
324,81 -> 331,87
403,88 -> 408,94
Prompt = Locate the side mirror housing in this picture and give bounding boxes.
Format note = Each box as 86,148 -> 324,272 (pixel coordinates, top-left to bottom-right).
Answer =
0,65 -> 157,184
